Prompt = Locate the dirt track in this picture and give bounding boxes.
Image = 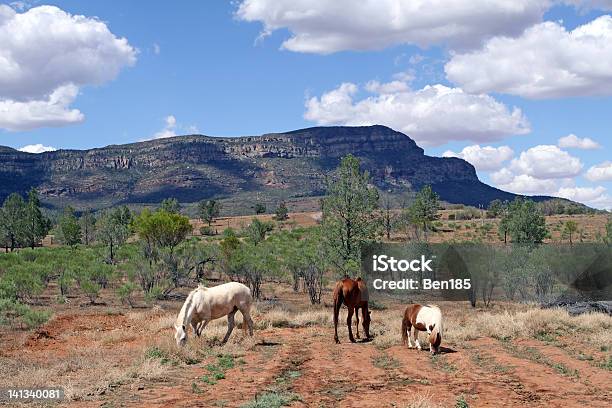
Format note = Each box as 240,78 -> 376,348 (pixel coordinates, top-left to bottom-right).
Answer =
2,299 -> 610,408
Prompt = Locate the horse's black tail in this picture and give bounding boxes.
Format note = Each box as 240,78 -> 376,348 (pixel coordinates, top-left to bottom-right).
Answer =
401,313 -> 410,345
333,282 -> 344,343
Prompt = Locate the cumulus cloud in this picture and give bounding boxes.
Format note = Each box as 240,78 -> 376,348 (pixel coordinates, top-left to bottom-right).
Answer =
18,143 -> 57,154
585,161 -> 612,181
556,186 -> 607,202
153,115 -> 178,139
0,84 -> 84,131
508,145 -> 583,179
0,5 -> 136,131
488,145 -> 584,197
235,0 -> 549,53
445,16 -> 612,98
558,133 -> 601,150
443,145 -> 514,171
495,174 -> 559,195
304,81 -> 530,146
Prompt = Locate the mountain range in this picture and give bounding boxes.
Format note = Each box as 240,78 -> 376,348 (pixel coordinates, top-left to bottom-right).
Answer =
0,125 -> 560,211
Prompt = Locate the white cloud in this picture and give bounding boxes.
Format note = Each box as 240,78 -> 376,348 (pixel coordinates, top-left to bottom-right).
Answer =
443,145 -> 514,171
153,115 -> 178,139
556,186 -> 607,202
0,5 -> 136,131
0,84 -> 84,131
585,161 -> 612,181
558,133 -> 601,150
304,82 -> 530,146
235,0 -> 549,53
555,185 -> 612,210
364,80 -> 410,94
153,43 -> 161,55
508,145 -> 583,179
496,174 -> 559,195
445,16 -> 612,98
18,143 -> 57,154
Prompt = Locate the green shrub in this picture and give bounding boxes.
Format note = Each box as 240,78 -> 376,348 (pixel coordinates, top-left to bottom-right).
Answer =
117,281 -> 137,307
80,279 -> 101,304
22,308 -> 51,329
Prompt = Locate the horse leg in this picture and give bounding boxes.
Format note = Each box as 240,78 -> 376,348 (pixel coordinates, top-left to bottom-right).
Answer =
413,327 -> 421,350
241,307 -> 254,336
347,307 -> 356,343
363,306 -> 371,339
333,298 -> 342,344
222,309 -> 237,344
196,320 -> 209,337
354,306 -> 360,339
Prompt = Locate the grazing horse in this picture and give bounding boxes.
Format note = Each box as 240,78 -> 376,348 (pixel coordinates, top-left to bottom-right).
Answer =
401,304 -> 442,354
333,277 -> 371,343
175,282 -> 254,346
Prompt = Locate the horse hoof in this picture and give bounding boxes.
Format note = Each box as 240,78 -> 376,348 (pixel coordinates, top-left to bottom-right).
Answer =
350,338 -> 356,343
335,339 -> 340,344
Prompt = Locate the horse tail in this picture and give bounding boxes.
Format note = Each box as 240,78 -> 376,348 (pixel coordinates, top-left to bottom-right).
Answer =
401,311 -> 410,345
332,280 -> 344,343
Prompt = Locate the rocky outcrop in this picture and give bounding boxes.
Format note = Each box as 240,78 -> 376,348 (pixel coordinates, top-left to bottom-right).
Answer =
0,125 -> 535,209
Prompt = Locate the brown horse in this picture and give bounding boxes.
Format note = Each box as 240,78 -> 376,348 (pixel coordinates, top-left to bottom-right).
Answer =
333,277 -> 371,343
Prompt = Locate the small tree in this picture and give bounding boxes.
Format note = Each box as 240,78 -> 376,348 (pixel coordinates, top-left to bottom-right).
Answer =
404,185 -> 440,242
134,209 -> 192,257
274,202 -> 289,221
505,198 -> 548,244
22,189 -> 51,249
96,208 -> 130,262
245,218 -> 273,245
0,193 -> 26,251
198,199 -> 221,226
57,206 -> 81,247
562,220 -> 578,245
254,203 -> 266,214
80,208 -> 96,246
380,193 -> 396,240
160,198 -> 181,214
321,154 -> 380,272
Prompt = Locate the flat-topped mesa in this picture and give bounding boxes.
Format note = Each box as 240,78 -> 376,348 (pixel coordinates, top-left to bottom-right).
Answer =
0,125 -> 535,208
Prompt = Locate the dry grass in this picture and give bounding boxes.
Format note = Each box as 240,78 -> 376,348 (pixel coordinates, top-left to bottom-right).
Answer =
404,391 -> 445,408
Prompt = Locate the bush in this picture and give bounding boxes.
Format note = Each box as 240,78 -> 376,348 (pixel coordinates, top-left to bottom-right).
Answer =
145,285 -> 165,303
117,282 -> 138,307
199,226 -> 215,236
80,279 -> 101,304
22,308 -> 51,329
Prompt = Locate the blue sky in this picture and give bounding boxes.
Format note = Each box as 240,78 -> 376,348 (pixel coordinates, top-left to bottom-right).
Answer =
0,1 -> 611,209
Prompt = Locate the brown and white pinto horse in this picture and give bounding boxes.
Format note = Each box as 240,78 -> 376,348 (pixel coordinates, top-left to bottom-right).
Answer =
401,304 -> 442,354
333,277 -> 371,343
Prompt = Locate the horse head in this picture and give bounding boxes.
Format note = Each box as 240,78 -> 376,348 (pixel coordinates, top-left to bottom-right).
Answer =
175,323 -> 187,346
427,323 -> 441,354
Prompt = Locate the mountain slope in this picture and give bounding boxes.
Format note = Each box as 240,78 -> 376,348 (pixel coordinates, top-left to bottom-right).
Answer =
0,125 -> 554,209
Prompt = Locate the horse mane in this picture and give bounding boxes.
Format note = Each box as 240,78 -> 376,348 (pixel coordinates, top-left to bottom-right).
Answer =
177,287 -> 201,328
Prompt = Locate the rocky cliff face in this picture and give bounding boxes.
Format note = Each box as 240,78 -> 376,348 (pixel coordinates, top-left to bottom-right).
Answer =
0,125 -> 522,209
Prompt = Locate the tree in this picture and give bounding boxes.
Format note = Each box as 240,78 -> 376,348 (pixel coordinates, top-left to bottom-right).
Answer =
321,154 -> 380,272
504,198 -> 548,244
80,208 -> 96,246
380,193 -> 396,240
22,189 -> 51,249
486,199 -> 507,218
604,218 -> 612,245
0,193 -> 26,251
404,185 -> 440,242
562,220 -> 578,245
198,199 -> 221,226
96,208 -> 130,262
133,209 -> 192,257
57,206 -> 81,247
245,218 -> 273,245
274,202 -> 289,221
254,203 -> 266,214
160,198 -> 181,214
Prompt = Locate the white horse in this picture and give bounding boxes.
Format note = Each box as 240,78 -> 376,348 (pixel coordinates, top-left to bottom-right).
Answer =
401,304 -> 443,354
174,282 -> 254,346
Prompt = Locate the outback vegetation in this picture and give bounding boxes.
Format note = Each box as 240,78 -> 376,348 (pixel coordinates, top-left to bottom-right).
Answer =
1,154 -> 611,406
